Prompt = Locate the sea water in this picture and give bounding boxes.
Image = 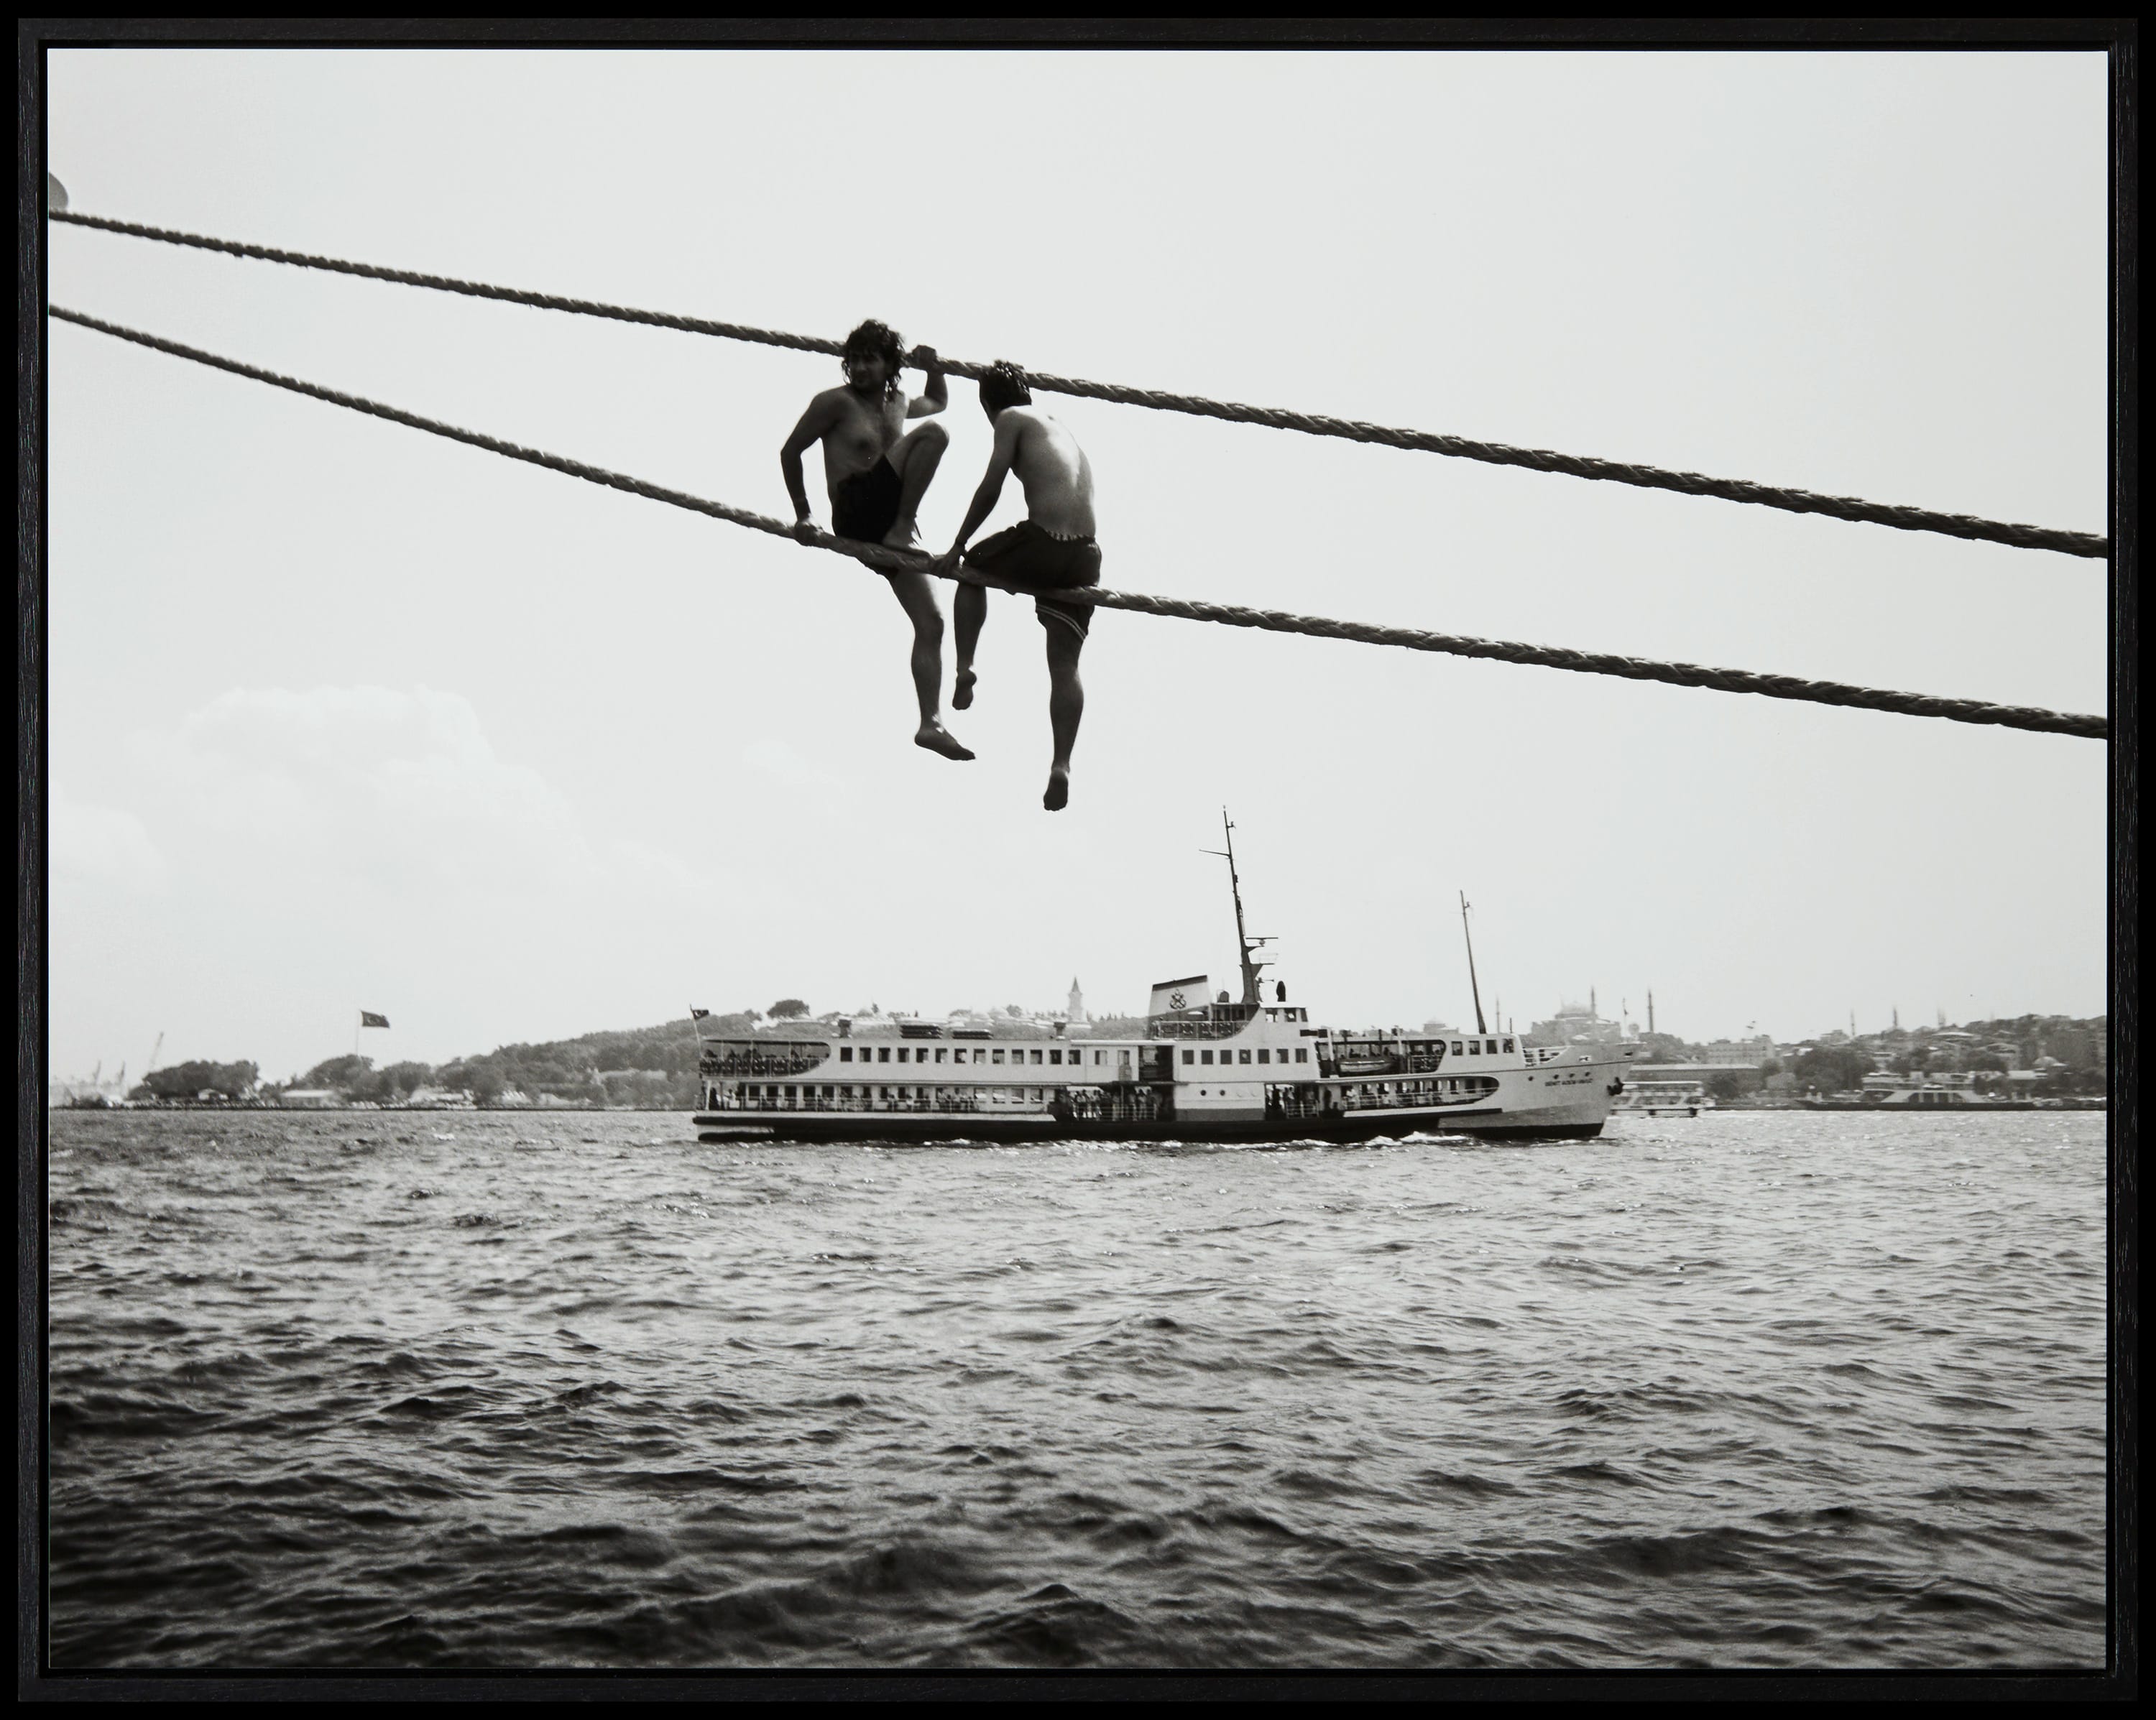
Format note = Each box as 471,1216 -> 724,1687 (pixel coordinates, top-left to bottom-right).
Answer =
46,1109 -> 2107,1670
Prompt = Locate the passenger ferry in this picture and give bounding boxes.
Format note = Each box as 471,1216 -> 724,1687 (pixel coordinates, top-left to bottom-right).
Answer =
691,819 -> 1634,1146
1797,1083 -> 2040,1111
1612,1078 -> 1711,1118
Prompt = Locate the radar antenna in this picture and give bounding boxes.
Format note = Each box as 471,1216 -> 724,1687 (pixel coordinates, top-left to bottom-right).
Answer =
1202,808 -> 1273,1007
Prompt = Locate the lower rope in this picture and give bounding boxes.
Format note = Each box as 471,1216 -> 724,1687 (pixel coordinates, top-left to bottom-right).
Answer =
47,305 -> 2107,742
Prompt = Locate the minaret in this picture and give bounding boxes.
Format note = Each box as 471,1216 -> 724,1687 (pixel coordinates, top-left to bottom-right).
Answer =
1591,986 -> 1598,1021
1647,991 -> 1656,1035
1892,1005 -> 1900,1032
1067,976 -> 1087,1026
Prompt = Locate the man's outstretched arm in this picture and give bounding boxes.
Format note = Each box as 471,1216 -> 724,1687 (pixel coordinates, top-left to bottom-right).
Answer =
906,346 -> 948,419
933,416 -> 1023,574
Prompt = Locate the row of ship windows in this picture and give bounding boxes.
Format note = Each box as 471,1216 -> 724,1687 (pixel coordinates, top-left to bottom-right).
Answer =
738,1085 -> 1052,1103
829,1041 -> 1511,1065
840,1044 -> 1105,1065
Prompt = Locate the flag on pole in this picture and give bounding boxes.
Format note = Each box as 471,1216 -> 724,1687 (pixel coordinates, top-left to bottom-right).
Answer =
1148,975 -> 1208,1017
360,1012 -> 390,1029
691,1008 -> 709,1020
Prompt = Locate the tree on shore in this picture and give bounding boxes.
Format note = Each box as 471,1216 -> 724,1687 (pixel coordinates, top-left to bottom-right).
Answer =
300,1054 -> 375,1092
1795,1046 -> 1871,1094
769,999 -> 810,1020
380,1060 -> 433,1099
131,1059 -> 258,1101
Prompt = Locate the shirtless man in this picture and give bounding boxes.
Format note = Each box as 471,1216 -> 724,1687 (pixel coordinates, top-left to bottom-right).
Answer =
931,363 -> 1101,812
780,318 -> 971,761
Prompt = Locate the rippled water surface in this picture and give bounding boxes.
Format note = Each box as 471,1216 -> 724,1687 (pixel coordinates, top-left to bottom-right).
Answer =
47,1110 -> 2106,1670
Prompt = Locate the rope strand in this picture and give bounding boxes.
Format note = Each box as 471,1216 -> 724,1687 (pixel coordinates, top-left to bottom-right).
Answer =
47,305 -> 2107,741
51,208 -> 2108,561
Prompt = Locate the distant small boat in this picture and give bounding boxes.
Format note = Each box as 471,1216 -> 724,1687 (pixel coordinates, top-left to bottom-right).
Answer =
1613,1079 -> 1711,1118
1795,1083 -> 2087,1112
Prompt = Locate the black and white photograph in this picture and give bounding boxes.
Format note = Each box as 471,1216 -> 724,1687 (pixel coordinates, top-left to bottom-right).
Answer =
24,23 -> 2132,1694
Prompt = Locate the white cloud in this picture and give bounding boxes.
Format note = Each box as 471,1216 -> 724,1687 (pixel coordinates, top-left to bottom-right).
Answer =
50,789 -> 167,894
139,684 -> 602,897
147,682 -> 742,966
50,684 -> 789,1075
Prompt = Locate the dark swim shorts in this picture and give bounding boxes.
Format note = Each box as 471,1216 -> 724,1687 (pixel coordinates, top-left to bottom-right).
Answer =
831,457 -> 903,544
964,519 -> 1104,640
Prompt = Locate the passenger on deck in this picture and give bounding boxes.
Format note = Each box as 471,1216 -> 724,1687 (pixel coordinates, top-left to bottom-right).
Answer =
780,320 -> 970,762
932,361 -> 1102,812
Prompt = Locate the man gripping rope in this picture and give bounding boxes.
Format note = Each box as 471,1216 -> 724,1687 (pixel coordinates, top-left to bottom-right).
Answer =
780,319 -> 972,761
933,363 -> 1102,813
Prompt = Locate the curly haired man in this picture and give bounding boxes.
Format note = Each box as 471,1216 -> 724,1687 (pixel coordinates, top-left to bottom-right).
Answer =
780,319 -> 970,761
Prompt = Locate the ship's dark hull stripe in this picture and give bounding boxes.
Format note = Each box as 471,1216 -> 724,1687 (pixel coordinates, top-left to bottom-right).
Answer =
691,1109 -> 1603,1145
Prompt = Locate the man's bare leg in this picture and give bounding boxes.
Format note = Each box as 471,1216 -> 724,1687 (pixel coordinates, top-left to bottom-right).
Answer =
952,582 -> 987,710
880,420 -> 949,552
885,568 -> 972,760
1042,621 -> 1085,810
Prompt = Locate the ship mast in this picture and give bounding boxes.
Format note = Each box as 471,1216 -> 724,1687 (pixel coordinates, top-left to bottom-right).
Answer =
1204,809 -> 1272,1007
1460,893 -> 1488,1033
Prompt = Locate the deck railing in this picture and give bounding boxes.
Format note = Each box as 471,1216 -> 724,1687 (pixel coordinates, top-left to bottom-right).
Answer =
707,1086 -> 1167,1124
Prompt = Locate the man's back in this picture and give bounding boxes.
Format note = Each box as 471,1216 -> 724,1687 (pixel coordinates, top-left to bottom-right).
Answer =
1005,406 -> 1096,539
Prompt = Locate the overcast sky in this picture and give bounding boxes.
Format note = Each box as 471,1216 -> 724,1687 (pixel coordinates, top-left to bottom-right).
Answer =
45,50 -> 2109,1082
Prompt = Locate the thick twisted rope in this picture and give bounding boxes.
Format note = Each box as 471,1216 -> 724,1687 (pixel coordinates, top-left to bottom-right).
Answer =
52,208 -> 2107,561
48,306 -> 2107,741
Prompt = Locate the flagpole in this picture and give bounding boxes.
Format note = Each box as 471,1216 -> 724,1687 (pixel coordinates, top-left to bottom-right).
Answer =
354,1010 -> 361,1058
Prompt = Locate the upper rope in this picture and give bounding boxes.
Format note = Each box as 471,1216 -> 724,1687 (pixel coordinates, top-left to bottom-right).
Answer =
47,305 -> 2108,741
50,208 -> 2108,562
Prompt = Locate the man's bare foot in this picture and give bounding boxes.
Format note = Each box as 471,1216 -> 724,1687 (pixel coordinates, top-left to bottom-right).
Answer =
953,668 -> 976,711
1043,767 -> 1070,812
916,723 -> 975,762
883,517 -> 923,553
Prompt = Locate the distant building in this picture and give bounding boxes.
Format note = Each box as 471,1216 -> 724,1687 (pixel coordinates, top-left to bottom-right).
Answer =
1526,997 -> 1636,1048
277,1089 -> 340,1109
1067,978 -> 1087,1027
